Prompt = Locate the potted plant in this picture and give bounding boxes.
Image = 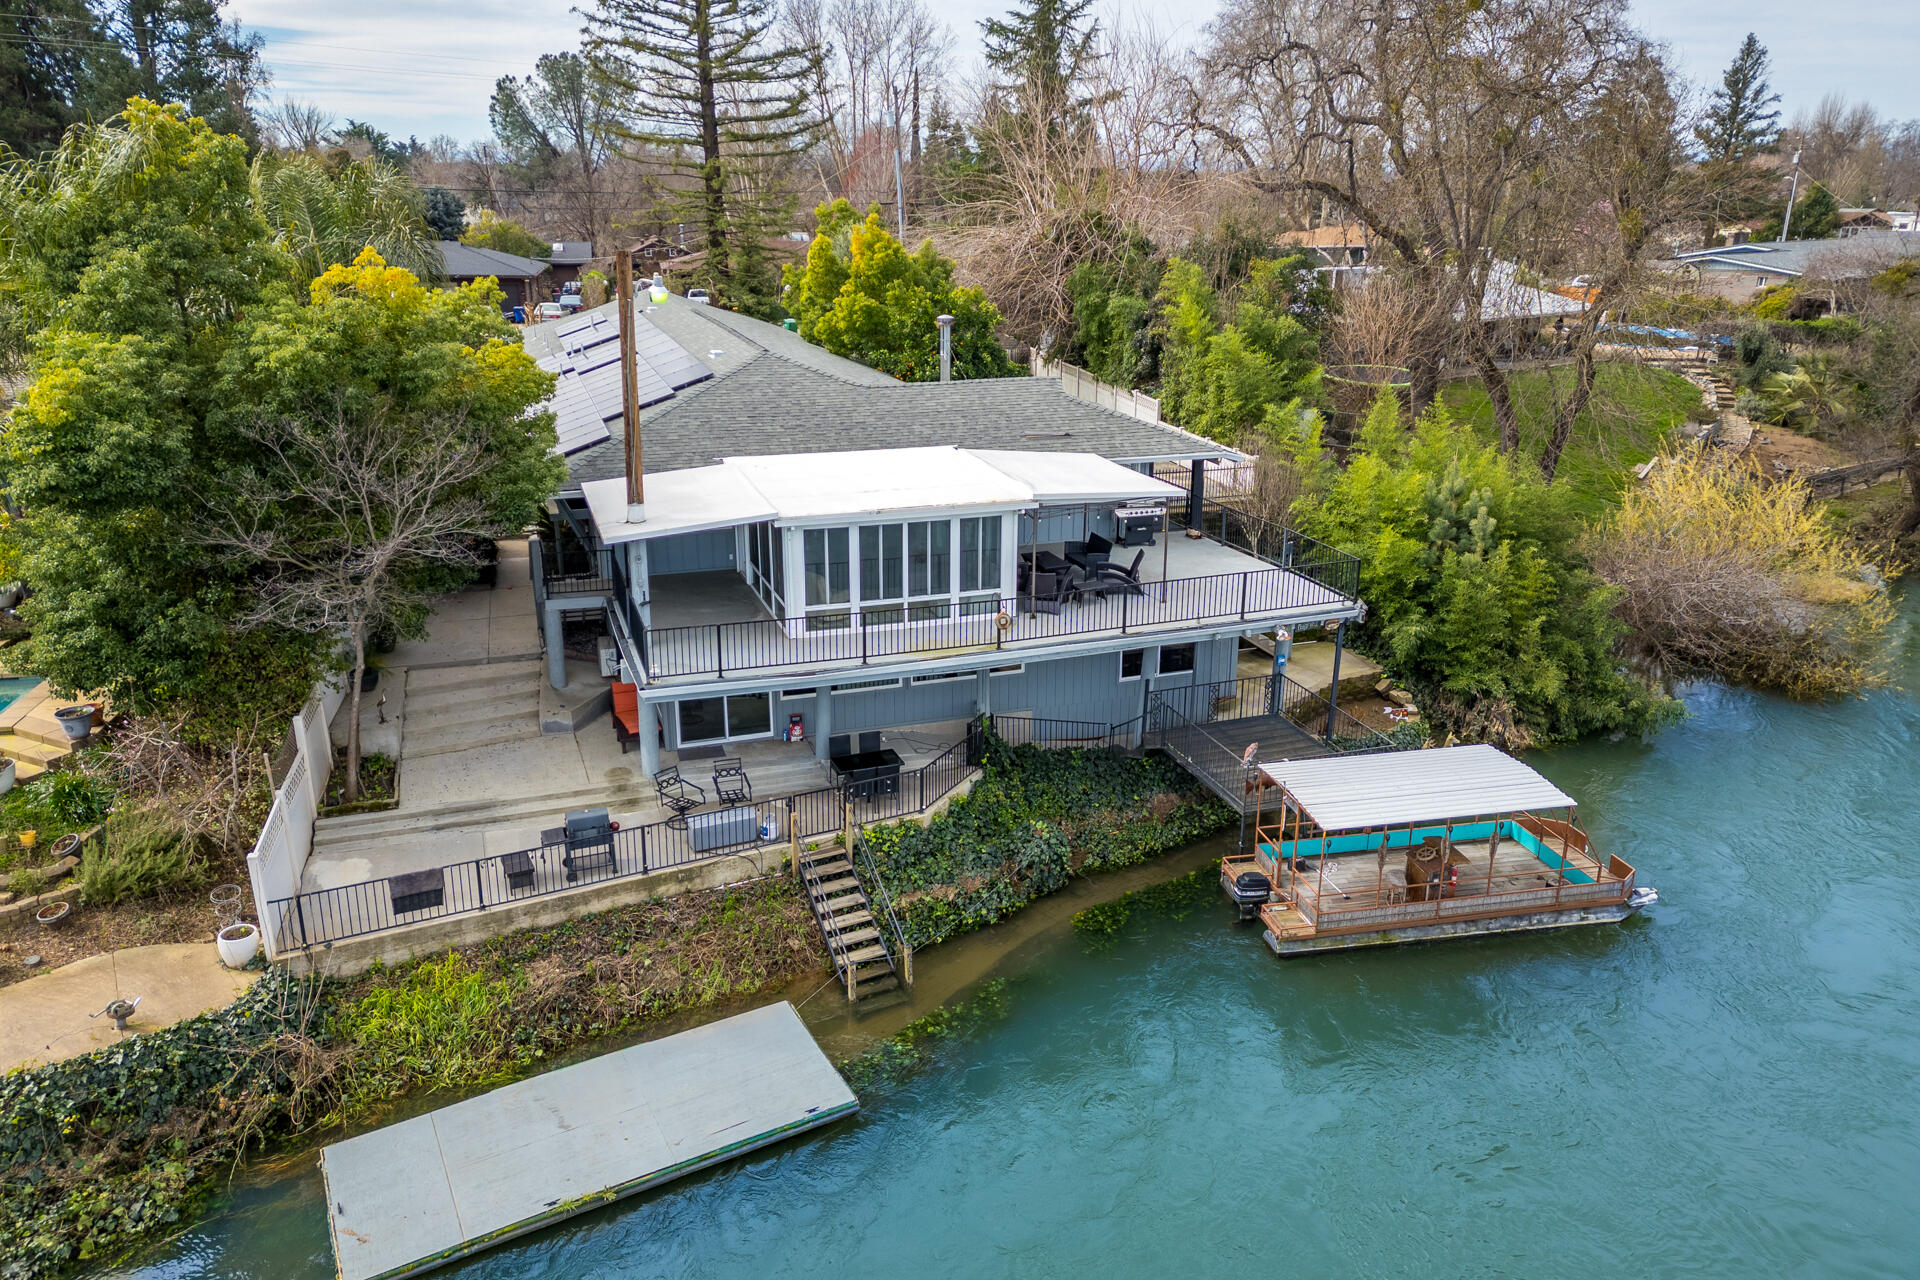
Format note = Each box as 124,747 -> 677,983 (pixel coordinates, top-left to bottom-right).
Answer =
0,756 -> 13,796
216,922 -> 260,968
54,705 -> 95,741
35,900 -> 70,927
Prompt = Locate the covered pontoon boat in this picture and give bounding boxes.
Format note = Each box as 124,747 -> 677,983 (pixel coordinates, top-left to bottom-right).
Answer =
1222,744 -> 1656,956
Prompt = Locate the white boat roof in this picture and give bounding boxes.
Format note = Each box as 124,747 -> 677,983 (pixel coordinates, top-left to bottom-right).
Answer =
582,445 -> 1185,543
1258,744 -> 1576,829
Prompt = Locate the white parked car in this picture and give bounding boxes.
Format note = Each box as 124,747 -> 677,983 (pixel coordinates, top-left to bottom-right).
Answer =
535,302 -> 568,321
685,288 -> 711,304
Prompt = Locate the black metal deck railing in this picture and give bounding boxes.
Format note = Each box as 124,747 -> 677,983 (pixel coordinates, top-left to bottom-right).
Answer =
638,555 -> 1359,683
267,737 -> 977,952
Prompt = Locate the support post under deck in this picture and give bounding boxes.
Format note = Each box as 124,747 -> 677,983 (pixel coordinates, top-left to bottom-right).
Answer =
1323,619 -> 1347,741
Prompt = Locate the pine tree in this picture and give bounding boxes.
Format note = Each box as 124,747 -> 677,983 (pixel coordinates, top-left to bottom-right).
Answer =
582,0 -> 817,307
0,0 -> 134,157
1694,33 -> 1781,247
980,0 -> 1098,116
1695,34 -> 1780,164
102,0 -> 266,140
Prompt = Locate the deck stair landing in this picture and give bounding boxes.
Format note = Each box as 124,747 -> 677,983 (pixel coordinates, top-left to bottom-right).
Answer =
799,842 -> 907,1002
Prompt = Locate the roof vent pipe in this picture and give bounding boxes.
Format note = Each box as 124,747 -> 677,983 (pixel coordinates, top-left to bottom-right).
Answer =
937,314 -> 954,383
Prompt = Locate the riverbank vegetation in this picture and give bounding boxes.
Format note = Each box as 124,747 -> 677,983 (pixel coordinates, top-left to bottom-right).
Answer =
1590,457 -> 1896,696
0,881 -> 825,1280
1288,395 -> 1679,748
864,741 -> 1234,948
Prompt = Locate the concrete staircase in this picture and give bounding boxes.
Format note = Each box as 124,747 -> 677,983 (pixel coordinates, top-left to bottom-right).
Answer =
402,661 -> 544,759
799,844 -> 902,1002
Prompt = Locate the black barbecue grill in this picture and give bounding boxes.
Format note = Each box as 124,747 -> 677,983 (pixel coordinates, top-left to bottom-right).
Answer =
562,807 -> 615,882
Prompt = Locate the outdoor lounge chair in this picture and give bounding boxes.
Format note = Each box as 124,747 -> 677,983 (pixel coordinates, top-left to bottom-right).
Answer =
712,757 -> 752,804
1087,550 -> 1147,597
653,766 -> 706,828
1021,569 -> 1067,615
611,681 -> 641,753
1064,532 -> 1114,571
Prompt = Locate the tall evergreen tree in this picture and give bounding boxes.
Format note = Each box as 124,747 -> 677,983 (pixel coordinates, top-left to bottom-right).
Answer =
1694,33 -> 1781,246
0,0 -> 133,156
980,0 -> 1097,116
582,0 -> 817,310
102,0 -> 266,140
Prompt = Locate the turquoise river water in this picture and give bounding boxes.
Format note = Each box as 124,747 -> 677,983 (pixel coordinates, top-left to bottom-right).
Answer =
110,599 -> 1920,1279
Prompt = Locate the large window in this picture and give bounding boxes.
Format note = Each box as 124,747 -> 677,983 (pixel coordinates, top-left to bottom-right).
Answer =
800,514 -> 1004,628
745,521 -> 782,615
803,527 -> 850,630
1157,643 -> 1196,675
959,516 -> 1002,593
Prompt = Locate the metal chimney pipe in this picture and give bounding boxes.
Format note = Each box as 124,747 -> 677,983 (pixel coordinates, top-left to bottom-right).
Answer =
937,314 -> 954,383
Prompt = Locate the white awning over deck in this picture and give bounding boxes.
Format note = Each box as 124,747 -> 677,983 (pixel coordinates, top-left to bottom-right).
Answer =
582,466 -> 776,541
966,449 -> 1184,506
583,444 -> 1187,544
1258,744 -> 1576,830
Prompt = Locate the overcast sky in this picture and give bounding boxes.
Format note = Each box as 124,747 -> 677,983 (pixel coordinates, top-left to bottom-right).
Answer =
231,0 -> 1918,147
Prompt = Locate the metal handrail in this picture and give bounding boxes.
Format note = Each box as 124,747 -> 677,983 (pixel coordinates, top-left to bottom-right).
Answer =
853,831 -> 913,988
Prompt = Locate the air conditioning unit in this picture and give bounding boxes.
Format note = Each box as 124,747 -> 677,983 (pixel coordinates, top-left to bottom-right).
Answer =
597,637 -> 620,678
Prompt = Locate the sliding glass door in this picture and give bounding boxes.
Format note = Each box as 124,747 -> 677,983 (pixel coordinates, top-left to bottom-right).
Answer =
677,692 -> 774,745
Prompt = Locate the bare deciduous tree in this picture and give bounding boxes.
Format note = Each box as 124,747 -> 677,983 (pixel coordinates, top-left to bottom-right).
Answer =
1191,0 -> 1640,436
208,403 -> 506,801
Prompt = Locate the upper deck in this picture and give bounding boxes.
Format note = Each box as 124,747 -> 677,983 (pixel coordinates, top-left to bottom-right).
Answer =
626,526 -> 1359,688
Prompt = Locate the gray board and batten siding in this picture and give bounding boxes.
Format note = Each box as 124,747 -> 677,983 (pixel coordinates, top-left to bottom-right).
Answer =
654,637 -> 1236,752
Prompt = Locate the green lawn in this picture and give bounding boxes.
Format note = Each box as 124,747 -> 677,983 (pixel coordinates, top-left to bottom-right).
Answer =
1443,363 -> 1712,518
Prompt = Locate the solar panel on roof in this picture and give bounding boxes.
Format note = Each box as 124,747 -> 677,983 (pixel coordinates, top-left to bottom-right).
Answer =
534,306 -> 712,459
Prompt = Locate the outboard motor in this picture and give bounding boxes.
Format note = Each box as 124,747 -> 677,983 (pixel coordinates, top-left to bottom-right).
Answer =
1226,869 -> 1273,920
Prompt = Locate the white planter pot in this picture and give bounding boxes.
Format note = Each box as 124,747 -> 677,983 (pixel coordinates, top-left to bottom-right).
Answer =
0,758 -> 14,796
216,922 -> 260,969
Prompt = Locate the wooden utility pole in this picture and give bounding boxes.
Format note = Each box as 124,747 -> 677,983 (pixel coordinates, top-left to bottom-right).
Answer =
616,247 -> 644,514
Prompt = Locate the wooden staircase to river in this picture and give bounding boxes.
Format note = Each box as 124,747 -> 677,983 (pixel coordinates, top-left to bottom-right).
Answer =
800,840 -> 912,1002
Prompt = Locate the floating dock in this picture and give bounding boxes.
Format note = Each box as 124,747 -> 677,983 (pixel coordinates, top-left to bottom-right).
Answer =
321,1001 -> 857,1280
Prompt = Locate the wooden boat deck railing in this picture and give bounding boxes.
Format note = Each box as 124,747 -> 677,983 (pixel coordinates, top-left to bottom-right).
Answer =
1248,839 -> 1636,938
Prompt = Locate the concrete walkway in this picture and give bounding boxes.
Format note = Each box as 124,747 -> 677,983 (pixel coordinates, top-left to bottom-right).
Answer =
0,942 -> 260,1074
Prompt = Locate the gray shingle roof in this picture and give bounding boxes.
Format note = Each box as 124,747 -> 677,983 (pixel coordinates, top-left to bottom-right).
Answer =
437,241 -> 551,280
527,297 -> 1240,492
1668,231 -> 1920,279
548,241 -> 594,265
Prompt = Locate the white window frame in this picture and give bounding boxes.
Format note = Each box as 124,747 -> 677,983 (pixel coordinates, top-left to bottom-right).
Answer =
1155,643 -> 1197,677
831,677 -> 904,693
783,511 -> 1015,636
910,671 -> 978,685
1118,648 -> 1145,682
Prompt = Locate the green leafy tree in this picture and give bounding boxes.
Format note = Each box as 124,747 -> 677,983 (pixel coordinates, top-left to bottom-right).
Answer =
1758,180 -> 1840,241
460,208 -> 551,259
102,0 -> 266,140
583,0 -> 817,310
490,52 -> 614,246
1064,234 -> 1164,386
783,200 -> 1018,380
1151,256 -> 1322,443
209,251 -> 561,797
251,151 -> 438,286
0,100 -> 319,729
422,185 -> 466,239
1289,392 -> 1673,746
338,119 -> 417,168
